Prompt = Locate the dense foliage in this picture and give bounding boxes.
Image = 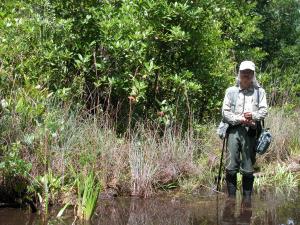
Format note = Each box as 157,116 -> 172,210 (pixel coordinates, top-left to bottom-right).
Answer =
0,0 -> 299,129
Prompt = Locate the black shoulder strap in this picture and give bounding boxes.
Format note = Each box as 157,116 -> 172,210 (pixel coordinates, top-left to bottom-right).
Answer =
256,87 -> 265,128
257,87 -> 260,104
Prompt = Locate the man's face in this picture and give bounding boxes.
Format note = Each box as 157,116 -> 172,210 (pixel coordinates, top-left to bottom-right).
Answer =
239,69 -> 254,89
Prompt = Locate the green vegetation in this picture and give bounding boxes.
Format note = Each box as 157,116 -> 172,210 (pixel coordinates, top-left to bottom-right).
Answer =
0,0 -> 299,220
76,171 -> 101,221
254,163 -> 299,195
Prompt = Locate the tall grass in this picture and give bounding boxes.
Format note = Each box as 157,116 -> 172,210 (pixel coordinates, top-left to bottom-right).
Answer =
1,94 -> 299,209
47,108 -> 199,198
0,98 -> 200,203
260,106 -> 300,162
129,123 -> 198,196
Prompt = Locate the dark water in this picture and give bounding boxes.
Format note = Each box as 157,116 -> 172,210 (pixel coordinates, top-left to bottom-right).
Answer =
0,192 -> 299,225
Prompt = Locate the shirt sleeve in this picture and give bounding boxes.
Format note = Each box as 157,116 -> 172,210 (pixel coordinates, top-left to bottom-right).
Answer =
221,88 -> 243,125
252,88 -> 268,121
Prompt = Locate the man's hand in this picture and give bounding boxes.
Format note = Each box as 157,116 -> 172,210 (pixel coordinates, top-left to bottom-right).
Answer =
240,116 -> 255,126
244,112 -> 252,120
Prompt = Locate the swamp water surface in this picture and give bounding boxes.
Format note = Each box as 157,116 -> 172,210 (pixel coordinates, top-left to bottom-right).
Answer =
0,192 -> 299,225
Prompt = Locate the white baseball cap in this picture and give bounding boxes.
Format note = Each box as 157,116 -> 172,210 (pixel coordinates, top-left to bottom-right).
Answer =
239,60 -> 255,71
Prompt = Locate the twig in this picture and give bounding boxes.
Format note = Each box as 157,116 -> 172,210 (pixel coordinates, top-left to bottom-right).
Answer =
199,184 -> 225,195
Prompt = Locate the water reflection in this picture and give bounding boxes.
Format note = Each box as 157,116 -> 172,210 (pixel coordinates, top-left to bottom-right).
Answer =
0,193 -> 299,225
221,197 -> 252,225
95,196 -> 217,225
94,194 -> 299,225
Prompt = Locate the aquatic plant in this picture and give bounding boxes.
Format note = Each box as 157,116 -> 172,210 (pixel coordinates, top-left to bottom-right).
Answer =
76,171 -> 101,221
34,170 -> 62,214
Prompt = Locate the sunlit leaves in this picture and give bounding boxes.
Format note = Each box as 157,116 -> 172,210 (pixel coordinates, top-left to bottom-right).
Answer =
0,0 -> 298,127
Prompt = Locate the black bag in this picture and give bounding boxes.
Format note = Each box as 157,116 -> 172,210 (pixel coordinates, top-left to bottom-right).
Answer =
255,120 -> 272,155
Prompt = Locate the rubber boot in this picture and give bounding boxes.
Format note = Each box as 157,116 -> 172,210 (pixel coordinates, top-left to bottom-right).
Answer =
242,174 -> 254,202
225,172 -> 237,198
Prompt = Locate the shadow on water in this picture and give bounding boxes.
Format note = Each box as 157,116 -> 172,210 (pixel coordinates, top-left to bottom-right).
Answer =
0,192 -> 299,225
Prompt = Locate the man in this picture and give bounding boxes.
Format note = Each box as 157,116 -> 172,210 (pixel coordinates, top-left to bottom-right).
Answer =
221,60 -> 268,200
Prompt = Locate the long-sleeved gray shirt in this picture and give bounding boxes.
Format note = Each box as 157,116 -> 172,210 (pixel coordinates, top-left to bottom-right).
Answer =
221,85 -> 268,126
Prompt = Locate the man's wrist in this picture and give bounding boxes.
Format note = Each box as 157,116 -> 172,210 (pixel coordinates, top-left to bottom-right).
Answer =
252,112 -> 259,121
236,115 -> 245,123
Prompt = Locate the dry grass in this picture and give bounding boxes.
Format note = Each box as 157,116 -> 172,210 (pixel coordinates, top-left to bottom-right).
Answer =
12,107 -> 201,199
54,106 -> 299,196
129,123 -> 199,197
1,101 -> 299,204
258,107 -> 300,163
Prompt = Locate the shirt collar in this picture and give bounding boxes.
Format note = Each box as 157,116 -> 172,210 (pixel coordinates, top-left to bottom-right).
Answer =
239,85 -> 254,92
